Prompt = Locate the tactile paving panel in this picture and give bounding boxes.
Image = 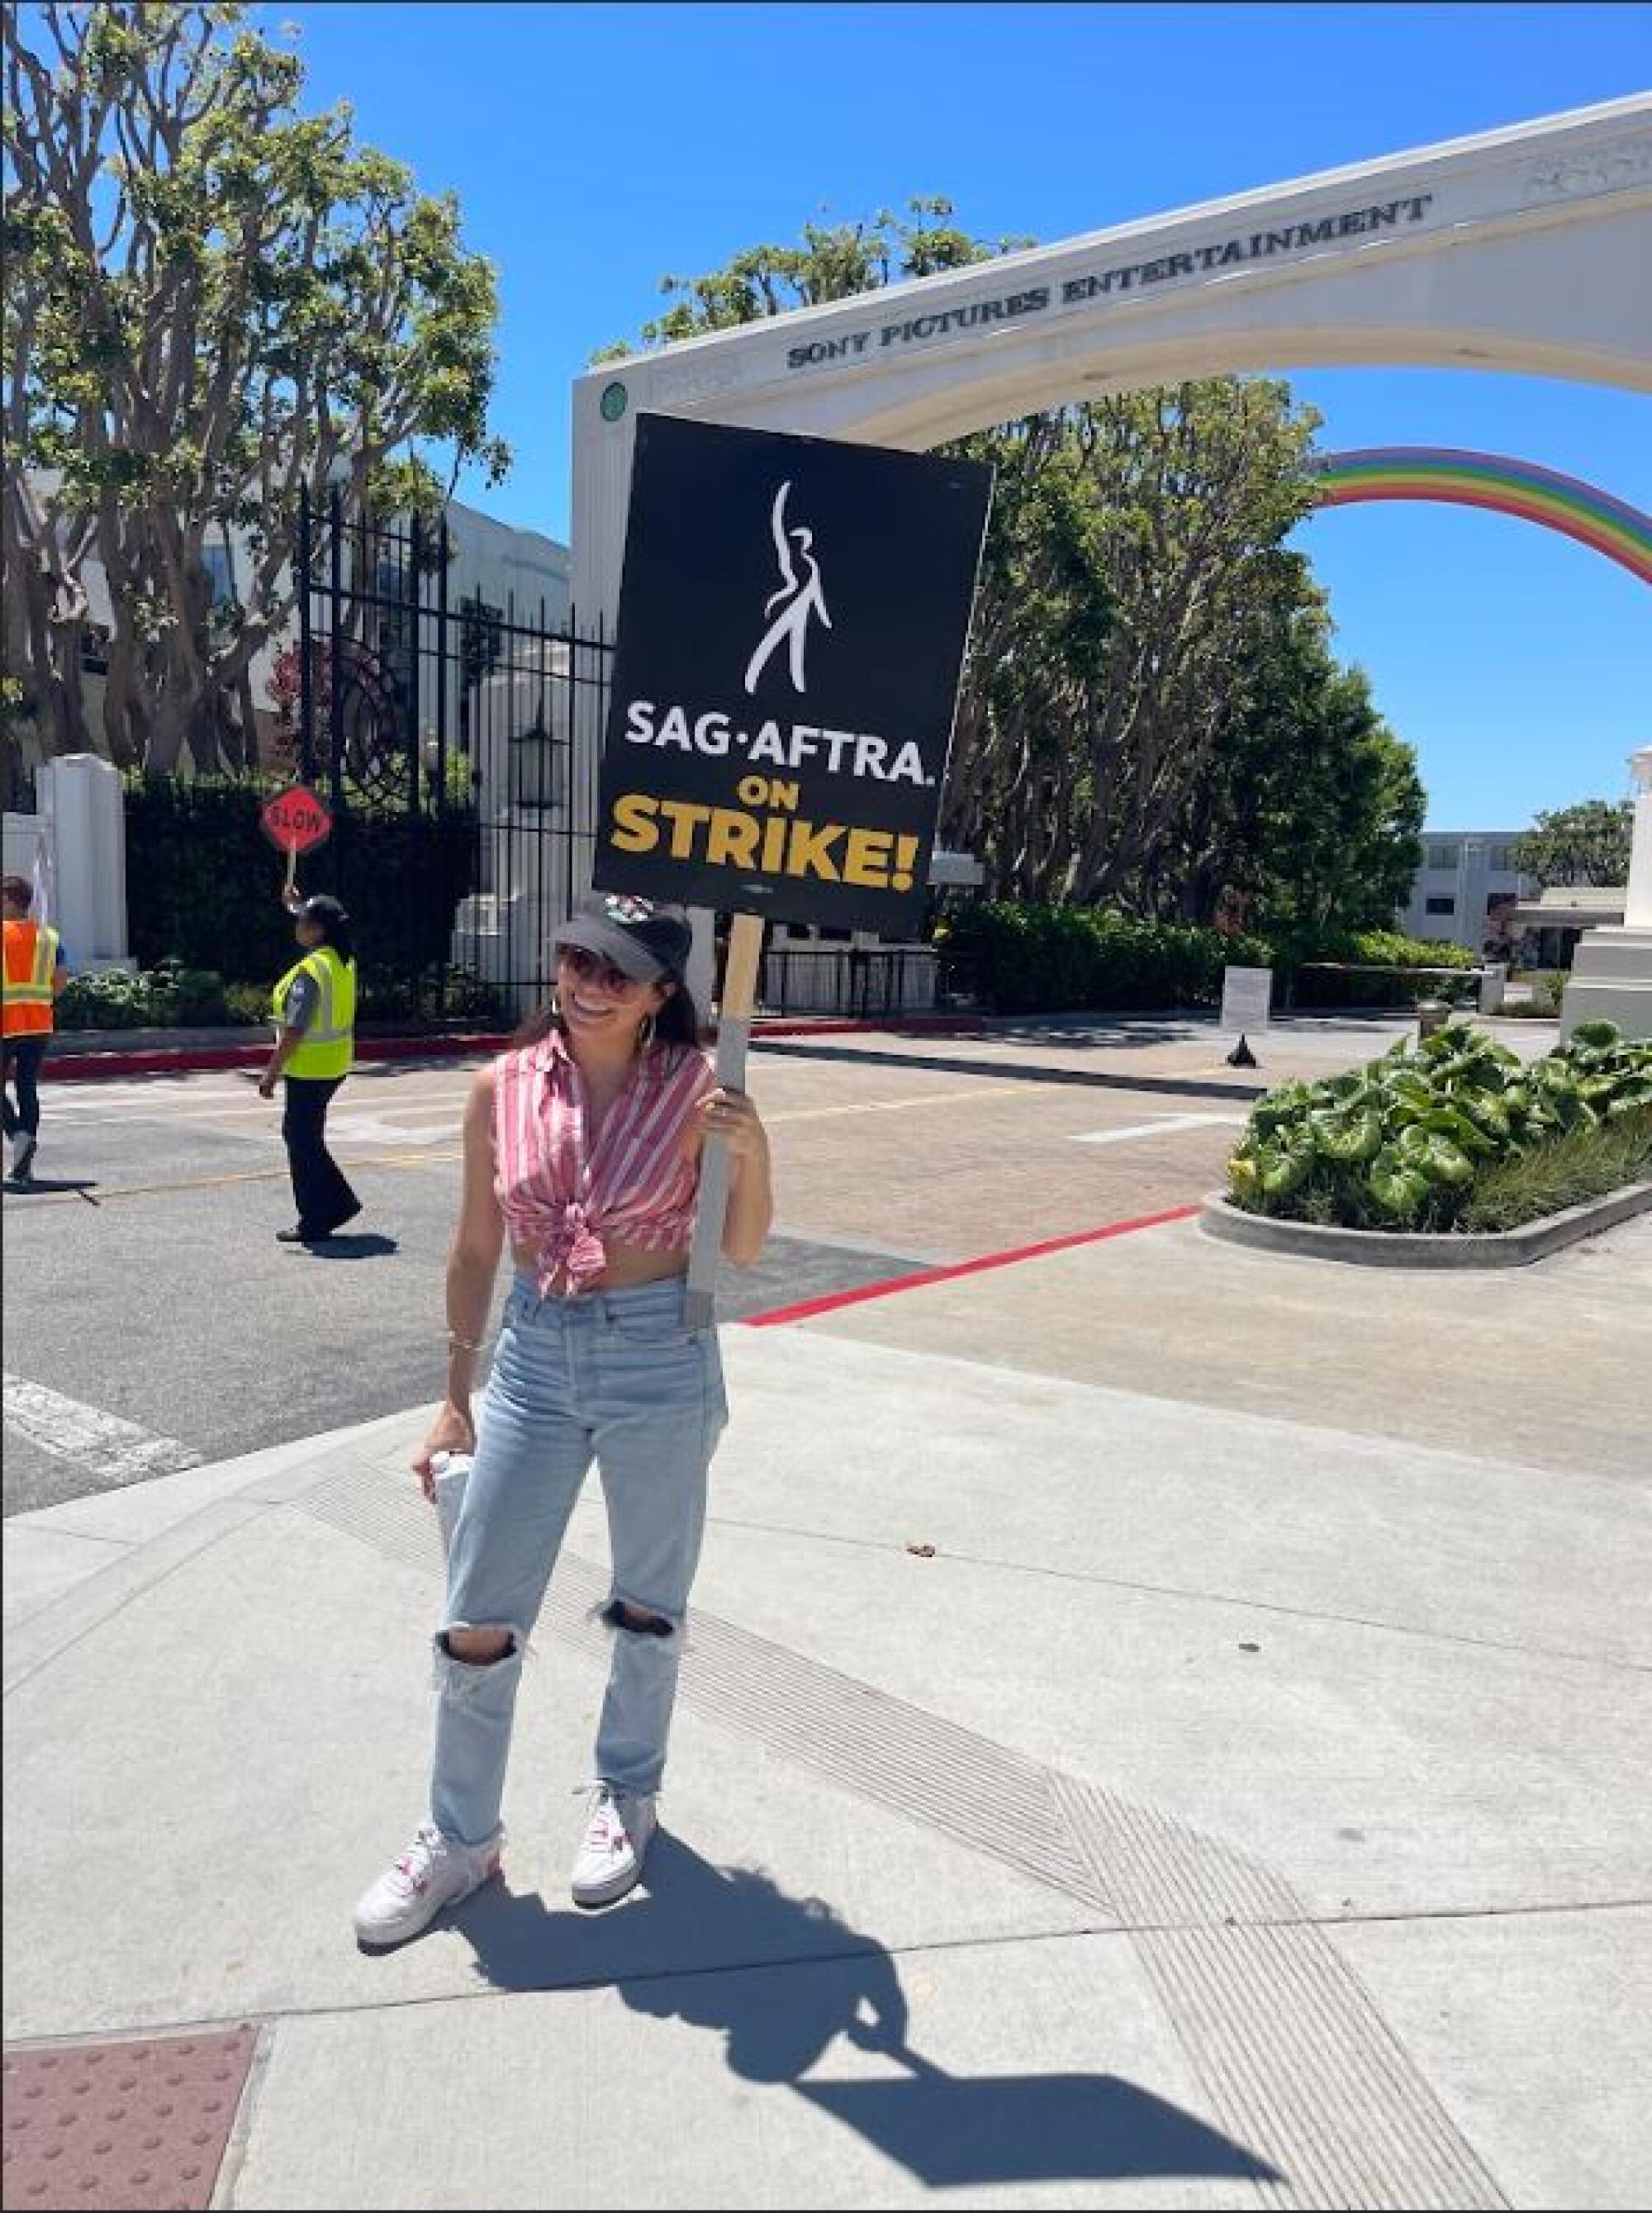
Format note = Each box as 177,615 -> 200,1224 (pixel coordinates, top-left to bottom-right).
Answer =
2,2025 -> 258,2211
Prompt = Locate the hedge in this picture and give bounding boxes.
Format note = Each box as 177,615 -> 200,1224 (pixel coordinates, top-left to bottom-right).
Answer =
55,958 -> 505,1033
1275,927 -> 1478,1010
933,903 -> 1275,1014
934,905 -> 1479,1016
122,776 -> 485,1010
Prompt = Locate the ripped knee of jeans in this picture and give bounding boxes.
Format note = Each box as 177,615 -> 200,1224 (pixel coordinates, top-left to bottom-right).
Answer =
436,1621 -> 520,1669
595,1593 -> 681,1642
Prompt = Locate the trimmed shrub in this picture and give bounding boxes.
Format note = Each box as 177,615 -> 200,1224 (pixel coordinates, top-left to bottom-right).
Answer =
354,963 -> 508,1028
933,905 -> 1477,1017
1273,927 -> 1478,1010
56,968 -> 162,1031
933,903 -> 1274,1014
123,775 -> 482,999
151,963 -> 229,1025
224,981 -> 273,1026
56,960 -> 225,1030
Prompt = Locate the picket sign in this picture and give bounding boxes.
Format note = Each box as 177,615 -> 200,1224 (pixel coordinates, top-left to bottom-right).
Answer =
259,784 -> 334,899
596,413 -> 994,1318
1219,965 -> 1274,1033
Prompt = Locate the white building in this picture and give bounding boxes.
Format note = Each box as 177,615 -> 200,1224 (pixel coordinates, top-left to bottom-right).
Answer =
1398,830 -> 1536,954
205,492 -> 572,767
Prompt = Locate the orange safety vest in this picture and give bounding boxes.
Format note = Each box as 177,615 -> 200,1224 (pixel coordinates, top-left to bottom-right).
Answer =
2,919 -> 61,1038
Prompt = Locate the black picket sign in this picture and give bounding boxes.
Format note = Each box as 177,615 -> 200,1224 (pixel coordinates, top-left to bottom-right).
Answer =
594,413 -> 994,934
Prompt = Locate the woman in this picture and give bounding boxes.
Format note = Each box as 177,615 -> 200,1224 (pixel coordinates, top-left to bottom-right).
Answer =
259,892 -> 361,1246
354,891 -> 771,1945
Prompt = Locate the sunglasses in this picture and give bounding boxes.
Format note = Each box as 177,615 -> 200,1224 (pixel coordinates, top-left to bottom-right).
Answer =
558,944 -> 645,996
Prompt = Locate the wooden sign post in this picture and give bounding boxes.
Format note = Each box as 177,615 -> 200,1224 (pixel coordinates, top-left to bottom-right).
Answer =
683,912 -> 765,1328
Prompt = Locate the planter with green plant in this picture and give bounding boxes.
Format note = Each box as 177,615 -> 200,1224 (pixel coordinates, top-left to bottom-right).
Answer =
1222,1020 -> 1652,1237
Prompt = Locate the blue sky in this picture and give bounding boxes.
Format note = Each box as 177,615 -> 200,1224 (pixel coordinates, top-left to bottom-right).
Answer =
274,1 -> 1651,829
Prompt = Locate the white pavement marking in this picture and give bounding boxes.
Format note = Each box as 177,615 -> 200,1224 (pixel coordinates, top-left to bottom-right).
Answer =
325,1112 -> 458,1145
2,1372 -> 203,1489
765,1085 -> 1069,1125
45,1096 -> 463,1142
1070,1111 -> 1249,1147
46,1080 -> 259,1112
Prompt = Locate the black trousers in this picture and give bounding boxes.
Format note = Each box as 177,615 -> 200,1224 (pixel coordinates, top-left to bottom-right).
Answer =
282,1073 -> 361,1236
2,1034 -> 49,1140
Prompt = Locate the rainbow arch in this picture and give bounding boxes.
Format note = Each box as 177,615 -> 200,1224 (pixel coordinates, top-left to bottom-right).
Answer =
1308,448 -> 1652,586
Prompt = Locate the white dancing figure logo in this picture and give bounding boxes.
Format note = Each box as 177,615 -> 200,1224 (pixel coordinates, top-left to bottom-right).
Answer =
743,481 -> 832,696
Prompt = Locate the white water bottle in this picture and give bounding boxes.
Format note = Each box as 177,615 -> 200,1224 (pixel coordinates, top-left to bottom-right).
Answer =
429,1451 -> 473,1556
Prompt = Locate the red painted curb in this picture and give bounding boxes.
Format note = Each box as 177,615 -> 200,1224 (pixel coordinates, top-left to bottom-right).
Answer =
743,1203 -> 1203,1327
752,1015 -> 987,1041
40,1014 -> 986,1082
40,1032 -> 511,1081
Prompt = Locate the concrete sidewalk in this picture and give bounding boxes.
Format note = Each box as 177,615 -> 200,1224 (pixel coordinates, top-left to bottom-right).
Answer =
5,1226 -> 1650,2209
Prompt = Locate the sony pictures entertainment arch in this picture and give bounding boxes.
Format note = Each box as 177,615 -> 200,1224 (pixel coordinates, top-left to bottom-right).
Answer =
565,96 -> 1652,1028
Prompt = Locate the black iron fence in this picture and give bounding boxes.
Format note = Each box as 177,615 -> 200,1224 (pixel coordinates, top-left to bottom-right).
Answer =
287,497 -> 976,1027
754,943 -> 981,1019
294,491 -> 610,1023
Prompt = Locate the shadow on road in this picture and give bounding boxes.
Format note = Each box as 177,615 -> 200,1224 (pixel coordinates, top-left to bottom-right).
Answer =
285,1232 -> 400,1261
757,1036 -> 1265,1104
458,1835 -> 1279,2190
2,1175 -> 101,1203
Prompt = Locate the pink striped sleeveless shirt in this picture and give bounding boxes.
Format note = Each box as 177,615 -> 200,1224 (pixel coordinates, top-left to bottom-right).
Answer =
493,1030 -> 715,1296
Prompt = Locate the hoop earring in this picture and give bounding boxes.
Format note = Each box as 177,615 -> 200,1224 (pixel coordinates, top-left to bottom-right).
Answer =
635,1013 -> 655,1052
548,987 -> 563,1023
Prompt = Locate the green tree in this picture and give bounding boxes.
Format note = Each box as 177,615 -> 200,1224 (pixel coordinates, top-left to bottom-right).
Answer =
1512,799 -> 1633,887
457,589 -> 503,751
610,199 -> 1417,928
942,384 -> 1323,905
1167,575 -> 1425,935
597,196 -> 1008,355
3,2 -> 510,772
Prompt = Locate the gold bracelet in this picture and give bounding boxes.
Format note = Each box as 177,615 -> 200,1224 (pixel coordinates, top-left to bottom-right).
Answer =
446,1330 -> 487,1353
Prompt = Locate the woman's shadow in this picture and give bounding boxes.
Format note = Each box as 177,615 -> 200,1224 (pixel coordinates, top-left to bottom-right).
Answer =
458,1832 -> 1278,2190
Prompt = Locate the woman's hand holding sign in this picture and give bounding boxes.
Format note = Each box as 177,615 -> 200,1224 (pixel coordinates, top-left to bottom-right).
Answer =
693,1085 -> 772,1267
695,1085 -> 767,1165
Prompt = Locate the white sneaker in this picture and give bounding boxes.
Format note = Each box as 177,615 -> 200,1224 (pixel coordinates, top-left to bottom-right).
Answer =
10,1133 -> 36,1180
354,1820 -> 502,1947
571,1783 -> 657,1908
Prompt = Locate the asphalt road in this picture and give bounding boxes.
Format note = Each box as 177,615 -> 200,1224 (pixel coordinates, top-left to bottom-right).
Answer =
0,1057 -> 934,1515
3,1014 -> 1488,1515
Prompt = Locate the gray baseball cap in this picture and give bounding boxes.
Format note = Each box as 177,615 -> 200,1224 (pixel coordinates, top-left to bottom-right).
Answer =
552,893 -> 691,983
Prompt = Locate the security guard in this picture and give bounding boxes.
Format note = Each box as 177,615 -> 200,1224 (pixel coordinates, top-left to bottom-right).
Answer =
260,891 -> 361,1244
2,872 -> 67,1183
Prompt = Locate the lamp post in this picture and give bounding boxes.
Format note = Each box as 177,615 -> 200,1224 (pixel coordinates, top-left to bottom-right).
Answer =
509,716 -> 565,814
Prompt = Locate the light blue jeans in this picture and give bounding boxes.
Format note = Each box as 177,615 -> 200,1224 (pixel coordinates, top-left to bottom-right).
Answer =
430,1272 -> 727,1846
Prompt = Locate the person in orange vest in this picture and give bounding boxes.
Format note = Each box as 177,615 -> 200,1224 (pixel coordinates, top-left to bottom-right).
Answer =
2,872 -> 69,1184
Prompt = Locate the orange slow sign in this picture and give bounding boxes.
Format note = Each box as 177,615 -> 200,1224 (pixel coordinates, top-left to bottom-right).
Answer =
259,784 -> 333,856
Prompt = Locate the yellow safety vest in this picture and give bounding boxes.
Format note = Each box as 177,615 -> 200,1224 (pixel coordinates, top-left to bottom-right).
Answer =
272,945 -> 356,1080
2,921 -> 60,1038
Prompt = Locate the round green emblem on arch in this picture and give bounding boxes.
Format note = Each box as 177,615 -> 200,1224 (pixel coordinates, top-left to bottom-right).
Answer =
599,381 -> 629,424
